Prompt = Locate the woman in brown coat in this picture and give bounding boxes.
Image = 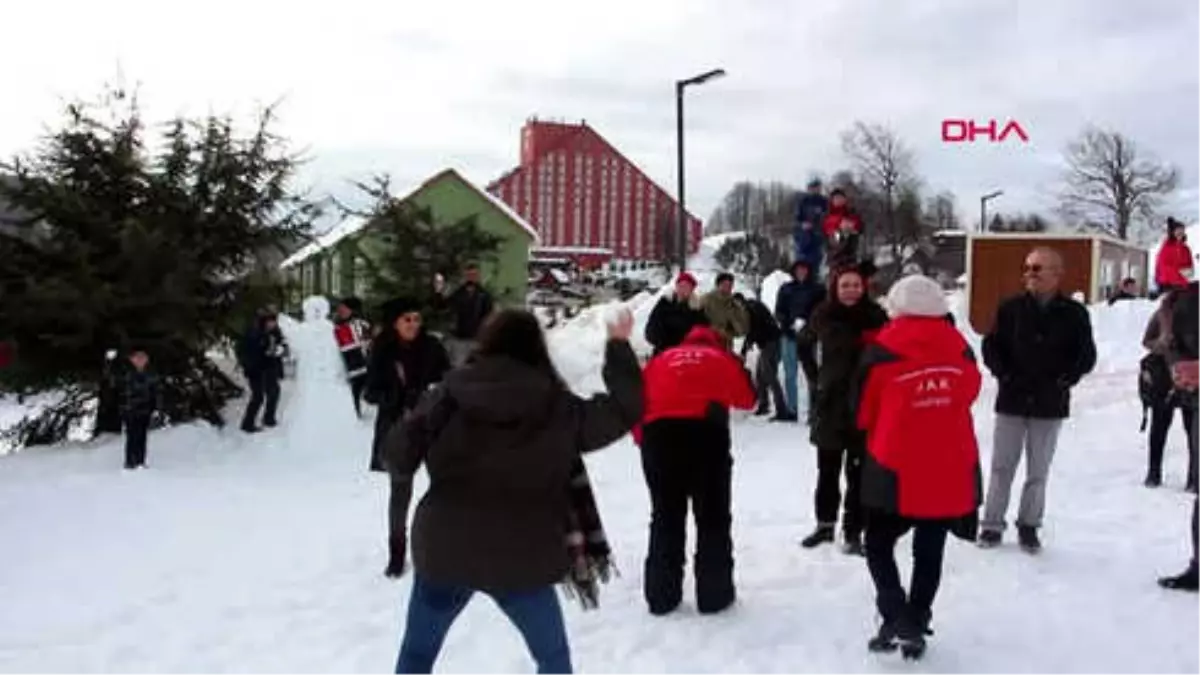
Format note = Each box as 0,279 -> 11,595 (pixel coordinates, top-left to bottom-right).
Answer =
384,308 -> 643,674
1142,290 -> 1198,491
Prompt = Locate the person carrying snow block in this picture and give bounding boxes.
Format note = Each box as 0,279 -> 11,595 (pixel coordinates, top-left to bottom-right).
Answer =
121,348 -> 160,470
1140,289 -> 1197,491
635,325 -> 756,616
857,274 -> 983,659
333,297 -> 372,419
775,259 -> 826,422
644,272 -> 708,356
382,308 -> 642,673
798,264 -> 889,555
1158,280 -> 1199,592
979,247 -> 1097,553
364,296 -> 452,578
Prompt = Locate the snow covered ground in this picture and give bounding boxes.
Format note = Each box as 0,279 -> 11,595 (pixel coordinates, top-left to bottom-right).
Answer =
0,289 -> 1196,672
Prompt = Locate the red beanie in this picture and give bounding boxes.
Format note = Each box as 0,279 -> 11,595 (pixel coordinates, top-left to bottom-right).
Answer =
676,272 -> 698,288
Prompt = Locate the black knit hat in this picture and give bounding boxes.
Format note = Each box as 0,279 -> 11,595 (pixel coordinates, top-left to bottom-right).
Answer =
340,296 -> 364,315
379,297 -> 421,326
1168,217 -> 1186,234
829,187 -> 847,199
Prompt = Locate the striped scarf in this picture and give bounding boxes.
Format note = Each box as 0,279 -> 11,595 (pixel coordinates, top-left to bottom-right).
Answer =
561,455 -> 615,610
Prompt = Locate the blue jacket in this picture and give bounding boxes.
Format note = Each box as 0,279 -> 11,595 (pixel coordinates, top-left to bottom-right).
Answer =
793,193 -> 828,268
774,278 -> 827,338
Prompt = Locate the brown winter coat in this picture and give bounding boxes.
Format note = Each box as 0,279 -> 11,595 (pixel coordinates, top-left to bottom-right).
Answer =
382,340 -> 644,592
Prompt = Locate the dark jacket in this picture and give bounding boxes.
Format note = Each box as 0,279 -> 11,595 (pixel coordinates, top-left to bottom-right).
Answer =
121,369 -> 160,419
365,331 -> 452,425
742,298 -> 781,350
1108,289 -> 1137,305
775,278 -> 827,339
239,321 -> 287,380
794,193 -> 828,269
438,283 -> 495,341
982,293 -> 1097,419
802,298 -> 889,449
383,340 -> 644,592
645,293 -> 708,355
1172,282 -> 1199,362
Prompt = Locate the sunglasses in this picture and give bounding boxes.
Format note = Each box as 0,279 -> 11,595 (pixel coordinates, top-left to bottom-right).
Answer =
1022,263 -> 1043,274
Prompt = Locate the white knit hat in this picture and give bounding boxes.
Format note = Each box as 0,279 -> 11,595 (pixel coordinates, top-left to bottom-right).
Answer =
885,274 -> 949,318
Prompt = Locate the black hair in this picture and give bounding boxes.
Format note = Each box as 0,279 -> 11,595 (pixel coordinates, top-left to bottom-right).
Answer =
716,272 -> 735,286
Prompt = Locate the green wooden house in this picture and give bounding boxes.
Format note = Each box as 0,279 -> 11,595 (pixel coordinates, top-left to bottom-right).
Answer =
280,168 -> 538,312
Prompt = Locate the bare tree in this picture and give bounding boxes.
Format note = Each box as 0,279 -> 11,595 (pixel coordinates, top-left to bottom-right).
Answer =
1059,126 -> 1178,241
840,121 -> 922,262
925,191 -> 959,231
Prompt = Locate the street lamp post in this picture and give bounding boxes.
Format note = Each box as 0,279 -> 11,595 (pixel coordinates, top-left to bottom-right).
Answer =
675,68 -> 726,273
980,190 -> 1004,233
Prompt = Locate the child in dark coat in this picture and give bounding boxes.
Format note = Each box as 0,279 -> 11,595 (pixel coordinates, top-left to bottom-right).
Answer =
122,349 -> 160,470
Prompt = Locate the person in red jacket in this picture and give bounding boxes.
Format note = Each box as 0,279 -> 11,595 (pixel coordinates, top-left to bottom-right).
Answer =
856,274 -> 983,659
1155,218 -> 1194,295
822,188 -> 864,269
636,325 -> 756,616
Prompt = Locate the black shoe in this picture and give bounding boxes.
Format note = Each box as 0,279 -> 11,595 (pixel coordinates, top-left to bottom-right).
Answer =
1017,525 -> 1041,554
1145,473 -> 1163,488
753,406 -> 771,416
1158,563 -> 1199,592
384,538 -> 407,579
241,425 -> 263,434
801,526 -> 835,549
978,529 -> 1002,548
843,532 -> 865,557
697,590 -> 736,615
771,412 -> 799,423
262,419 -> 278,428
867,621 -> 899,653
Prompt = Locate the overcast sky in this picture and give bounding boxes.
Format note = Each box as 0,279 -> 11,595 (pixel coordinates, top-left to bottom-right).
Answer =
3,0 -> 1197,235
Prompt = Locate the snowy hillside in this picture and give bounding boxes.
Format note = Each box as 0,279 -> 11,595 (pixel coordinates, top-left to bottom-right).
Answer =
0,283 -> 1195,672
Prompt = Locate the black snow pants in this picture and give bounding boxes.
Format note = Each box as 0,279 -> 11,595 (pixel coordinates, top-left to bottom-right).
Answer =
1147,401 -> 1198,488
639,417 -> 735,615
123,415 -> 150,469
865,511 -> 951,630
241,371 -> 281,430
815,439 -> 865,539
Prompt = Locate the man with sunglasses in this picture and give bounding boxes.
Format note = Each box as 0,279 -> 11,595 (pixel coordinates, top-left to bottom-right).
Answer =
979,247 -> 1097,553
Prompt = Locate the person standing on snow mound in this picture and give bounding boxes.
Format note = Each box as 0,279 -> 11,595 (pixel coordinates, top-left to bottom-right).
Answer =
798,264 -> 889,555
822,188 -> 864,271
1158,280 -> 1199,592
979,246 -> 1097,553
383,308 -> 643,674
775,259 -> 827,423
793,178 -> 828,271
431,263 -> 495,367
332,297 -> 372,419
857,274 -> 983,659
1154,217 -> 1194,296
364,297 -> 451,578
635,324 -> 757,616
644,272 -> 708,356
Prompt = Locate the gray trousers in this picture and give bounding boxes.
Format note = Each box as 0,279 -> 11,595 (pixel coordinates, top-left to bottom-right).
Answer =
754,340 -> 788,415
982,414 -> 1063,531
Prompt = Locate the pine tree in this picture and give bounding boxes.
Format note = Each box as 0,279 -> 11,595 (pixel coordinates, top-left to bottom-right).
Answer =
0,85 -> 318,448
345,175 -> 503,332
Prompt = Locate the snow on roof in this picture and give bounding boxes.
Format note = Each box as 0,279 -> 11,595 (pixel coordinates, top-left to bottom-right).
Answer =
532,246 -> 613,255
279,169 -> 539,270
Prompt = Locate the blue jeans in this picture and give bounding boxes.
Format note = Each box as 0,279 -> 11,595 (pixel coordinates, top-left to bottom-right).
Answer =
395,575 -> 573,674
781,336 -> 799,415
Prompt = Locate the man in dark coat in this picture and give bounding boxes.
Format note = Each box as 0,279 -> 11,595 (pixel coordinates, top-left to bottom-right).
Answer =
1159,280 -> 1199,592
121,348 -> 160,470
979,247 -> 1097,553
775,260 -> 826,421
793,179 -> 828,271
644,272 -> 708,356
432,264 -> 495,366
1109,277 -> 1139,305
736,293 -> 789,420
238,311 -> 286,433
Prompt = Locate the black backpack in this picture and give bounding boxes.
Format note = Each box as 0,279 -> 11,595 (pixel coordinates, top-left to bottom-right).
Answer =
1138,353 -> 1174,430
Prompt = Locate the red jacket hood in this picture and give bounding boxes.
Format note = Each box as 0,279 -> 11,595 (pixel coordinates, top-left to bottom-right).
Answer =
874,316 -> 969,361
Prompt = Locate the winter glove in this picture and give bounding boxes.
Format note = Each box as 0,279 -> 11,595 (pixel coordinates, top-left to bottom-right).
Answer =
385,533 -> 408,578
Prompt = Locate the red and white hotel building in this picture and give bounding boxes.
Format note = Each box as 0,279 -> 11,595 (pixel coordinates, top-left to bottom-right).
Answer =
487,118 -> 702,265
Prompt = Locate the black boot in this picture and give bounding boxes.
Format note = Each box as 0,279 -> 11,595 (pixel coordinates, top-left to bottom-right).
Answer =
801,525 -> 835,549
1017,525 -> 1041,554
384,537 -> 406,578
771,411 -> 798,423
1158,561 -> 1199,592
843,531 -> 865,557
754,404 -> 770,416
1144,470 -> 1163,488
